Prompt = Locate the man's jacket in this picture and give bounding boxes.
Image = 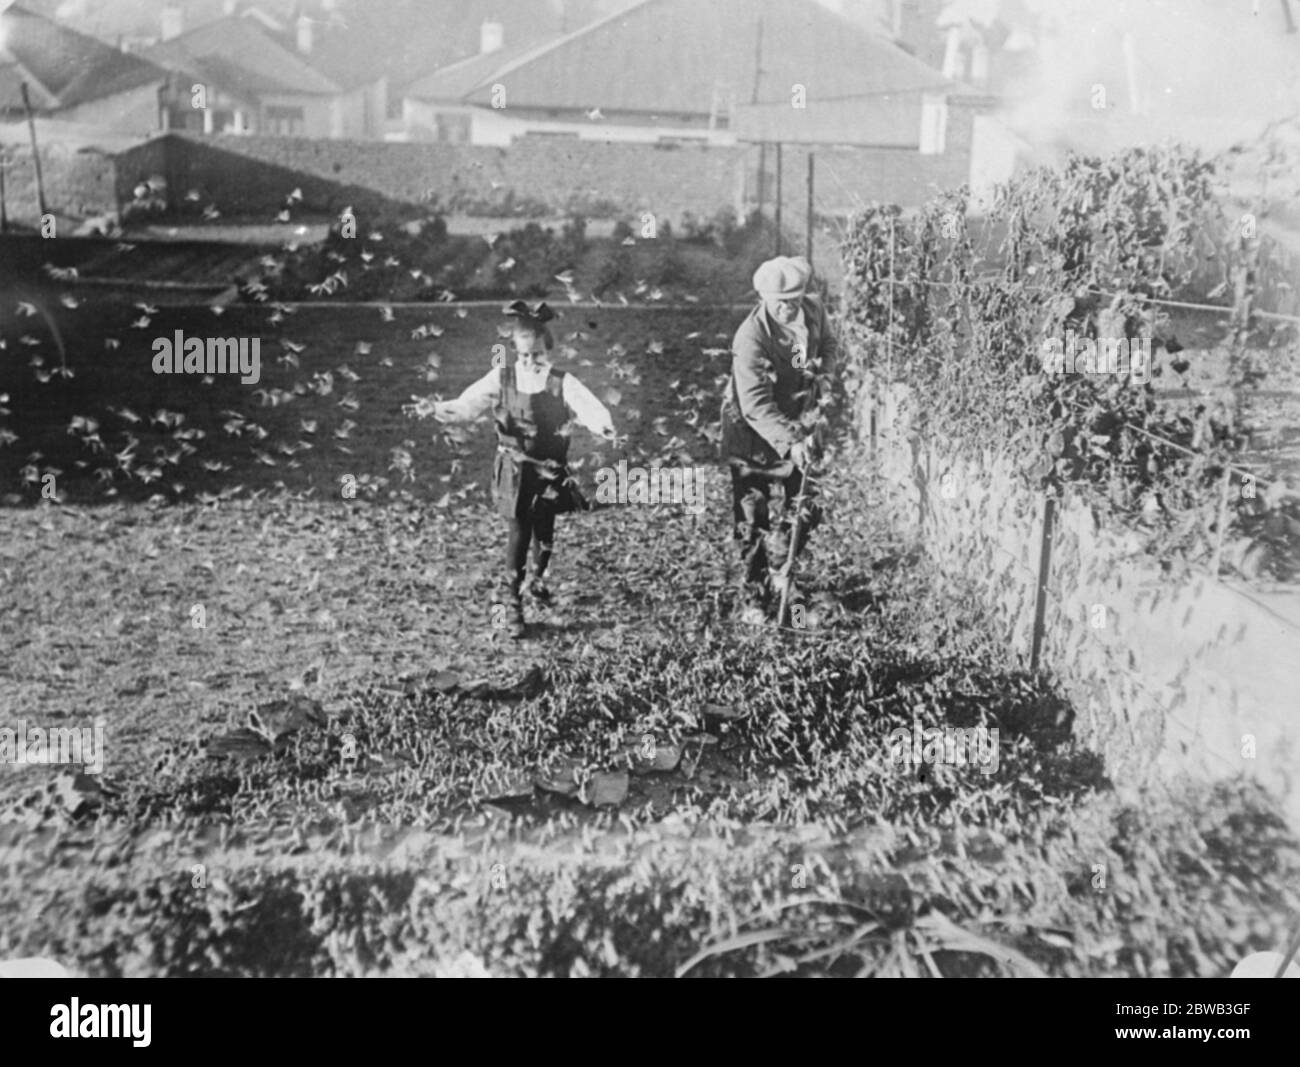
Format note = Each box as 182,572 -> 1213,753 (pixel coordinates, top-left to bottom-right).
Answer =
720,293 -> 838,467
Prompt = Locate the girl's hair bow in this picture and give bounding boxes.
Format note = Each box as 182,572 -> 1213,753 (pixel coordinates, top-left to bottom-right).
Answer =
503,300 -> 555,324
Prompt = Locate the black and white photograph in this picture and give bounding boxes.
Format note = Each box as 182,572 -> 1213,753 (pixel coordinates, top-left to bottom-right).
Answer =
1,0 -> 1299,1030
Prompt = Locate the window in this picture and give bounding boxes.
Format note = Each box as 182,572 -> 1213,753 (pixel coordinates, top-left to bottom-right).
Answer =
165,105 -> 203,132
265,106 -> 306,136
920,96 -> 947,155
435,113 -> 471,143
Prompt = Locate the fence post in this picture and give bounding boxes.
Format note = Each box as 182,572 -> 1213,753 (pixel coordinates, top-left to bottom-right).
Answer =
1210,466 -> 1233,577
1030,492 -> 1057,671
774,141 -> 783,256
886,218 -> 896,382
806,151 -> 814,266
20,82 -> 48,220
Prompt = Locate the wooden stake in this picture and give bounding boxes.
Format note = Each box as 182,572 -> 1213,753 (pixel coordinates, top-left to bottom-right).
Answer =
1030,493 -> 1056,671
1210,466 -> 1233,577
20,82 -> 48,220
806,151 -> 815,266
774,141 -> 783,256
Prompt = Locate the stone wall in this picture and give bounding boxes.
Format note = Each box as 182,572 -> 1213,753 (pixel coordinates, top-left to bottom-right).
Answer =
1,144 -> 119,227
109,130 -> 975,225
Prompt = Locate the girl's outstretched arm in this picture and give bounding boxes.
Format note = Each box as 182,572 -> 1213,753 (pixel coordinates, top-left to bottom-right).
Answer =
414,368 -> 499,422
561,374 -> 617,440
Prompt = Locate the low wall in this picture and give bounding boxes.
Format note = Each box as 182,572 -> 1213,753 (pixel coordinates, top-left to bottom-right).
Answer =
108,132 -> 976,225
1,145 -> 119,227
114,133 -> 753,224
861,370 -> 1300,830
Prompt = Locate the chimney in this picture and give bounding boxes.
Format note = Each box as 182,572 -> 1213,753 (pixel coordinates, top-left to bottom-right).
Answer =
160,2 -> 184,41
480,18 -> 504,54
297,13 -> 313,53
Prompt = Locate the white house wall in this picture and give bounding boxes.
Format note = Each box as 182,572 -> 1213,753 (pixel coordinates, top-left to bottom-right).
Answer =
401,98 -> 736,147
468,108 -> 737,146
61,84 -> 164,137
968,114 -> 1028,209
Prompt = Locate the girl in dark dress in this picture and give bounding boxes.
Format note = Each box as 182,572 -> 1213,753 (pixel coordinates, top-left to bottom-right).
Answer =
432,302 -> 616,638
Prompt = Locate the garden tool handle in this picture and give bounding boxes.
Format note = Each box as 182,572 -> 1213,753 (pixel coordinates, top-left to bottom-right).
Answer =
777,456 -> 817,629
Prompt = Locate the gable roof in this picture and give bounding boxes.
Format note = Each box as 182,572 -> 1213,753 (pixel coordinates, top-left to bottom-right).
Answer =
285,0 -> 627,97
142,15 -> 341,97
448,0 -> 960,117
276,1 -> 452,93
404,35 -> 564,103
0,3 -> 166,113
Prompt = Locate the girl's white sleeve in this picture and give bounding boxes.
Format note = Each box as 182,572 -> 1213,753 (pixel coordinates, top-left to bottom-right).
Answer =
562,373 -> 615,437
437,369 -> 499,420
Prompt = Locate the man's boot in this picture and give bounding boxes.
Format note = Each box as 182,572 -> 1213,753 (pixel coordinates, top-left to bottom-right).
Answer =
528,545 -> 553,604
493,572 -> 526,639
738,579 -> 769,626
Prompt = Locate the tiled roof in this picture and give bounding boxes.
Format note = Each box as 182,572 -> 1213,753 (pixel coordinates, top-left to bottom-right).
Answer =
0,3 -> 166,112
142,15 -> 341,96
404,36 -> 563,103
297,0 -> 626,95
449,0 -> 959,117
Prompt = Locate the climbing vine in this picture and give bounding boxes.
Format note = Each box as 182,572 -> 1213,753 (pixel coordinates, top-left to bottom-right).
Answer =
840,144 -> 1299,579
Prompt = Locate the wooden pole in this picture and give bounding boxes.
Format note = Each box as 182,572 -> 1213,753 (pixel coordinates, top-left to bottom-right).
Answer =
20,82 -> 49,220
886,217 -> 896,381
774,141 -> 783,256
1030,493 -> 1056,671
805,150 -> 815,266
1210,466 -> 1233,577
0,150 -> 8,233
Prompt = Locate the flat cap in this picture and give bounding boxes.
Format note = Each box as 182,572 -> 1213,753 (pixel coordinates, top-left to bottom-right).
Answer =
753,255 -> 812,299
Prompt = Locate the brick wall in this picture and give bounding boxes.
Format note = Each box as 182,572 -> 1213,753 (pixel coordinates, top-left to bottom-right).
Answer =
1,144 -> 120,227
110,129 -> 975,225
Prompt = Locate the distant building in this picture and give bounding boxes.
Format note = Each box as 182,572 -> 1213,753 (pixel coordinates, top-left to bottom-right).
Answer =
142,14 -> 379,138
402,0 -> 977,151
0,3 -> 167,134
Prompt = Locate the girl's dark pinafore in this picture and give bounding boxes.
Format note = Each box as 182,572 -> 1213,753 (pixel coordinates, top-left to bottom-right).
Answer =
492,364 -> 578,519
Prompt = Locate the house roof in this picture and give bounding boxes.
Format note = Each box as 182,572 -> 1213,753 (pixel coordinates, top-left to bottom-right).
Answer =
280,1 -> 451,93
445,0 -> 961,123
0,3 -> 166,113
142,15 -> 341,97
404,36 -> 564,103
0,115 -> 153,153
289,0 -> 624,97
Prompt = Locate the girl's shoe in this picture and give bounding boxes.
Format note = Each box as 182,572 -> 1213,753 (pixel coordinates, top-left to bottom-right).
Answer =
506,600 -> 526,639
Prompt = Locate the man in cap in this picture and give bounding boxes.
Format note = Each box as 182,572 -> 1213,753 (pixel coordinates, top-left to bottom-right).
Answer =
720,255 -> 838,624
